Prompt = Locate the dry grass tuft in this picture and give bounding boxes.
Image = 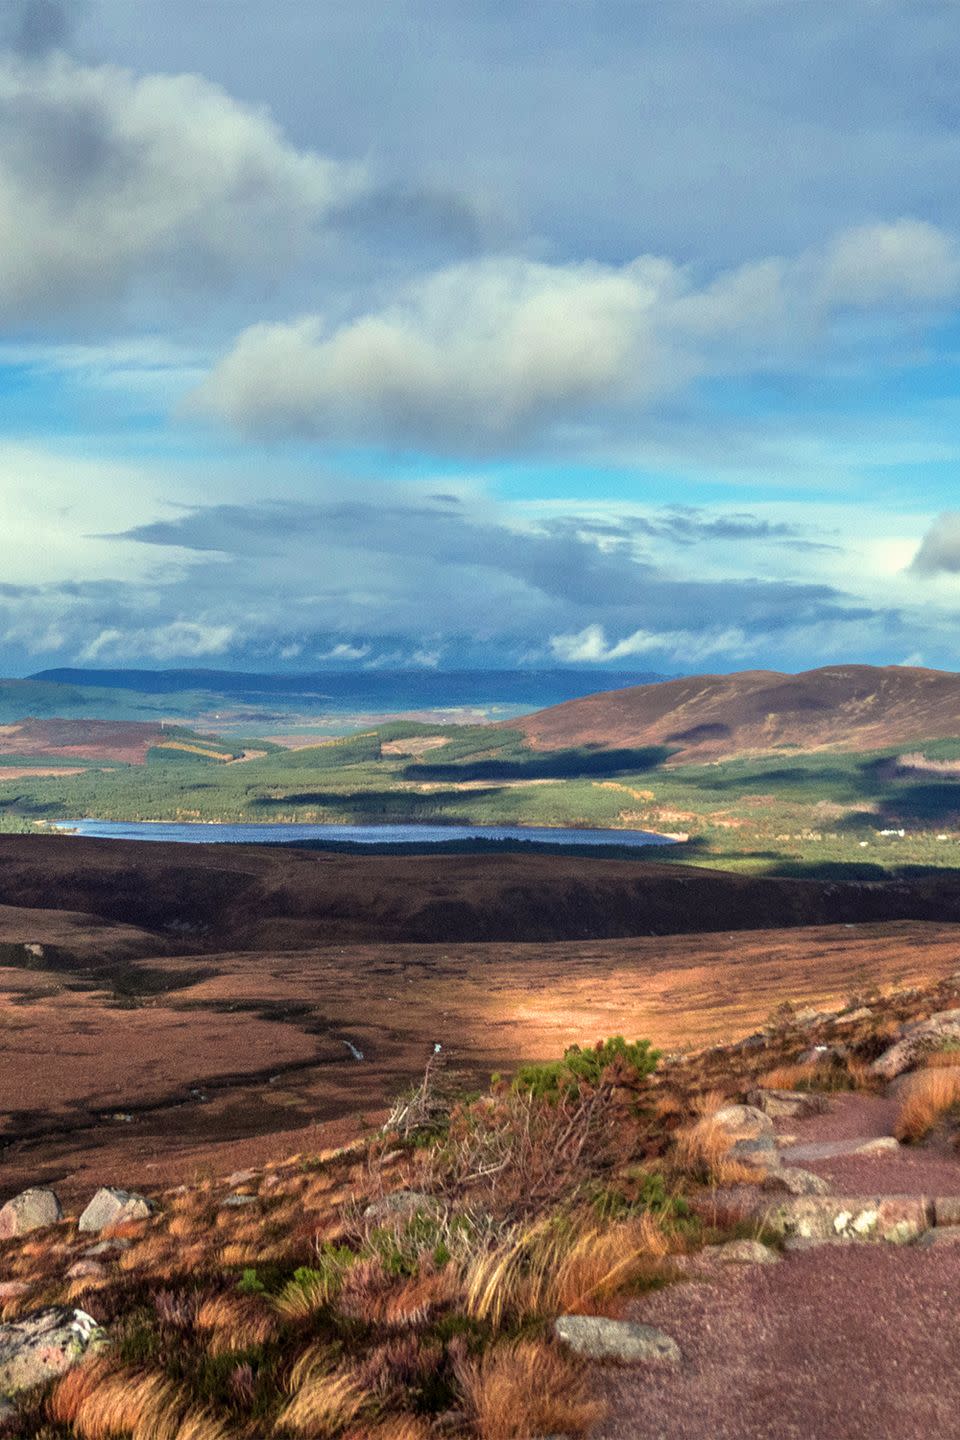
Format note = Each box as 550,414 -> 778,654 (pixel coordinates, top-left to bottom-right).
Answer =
922,1046 -> 960,1068
462,1213 -> 666,1329
68,1366 -> 184,1439
671,1114 -> 764,1186
454,1339 -> 603,1440
895,1067 -> 960,1142
195,1293 -> 277,1352
277,1356 -> 368,1436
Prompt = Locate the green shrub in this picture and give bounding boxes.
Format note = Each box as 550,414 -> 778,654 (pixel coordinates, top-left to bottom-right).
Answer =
513,1036 -> 660,1101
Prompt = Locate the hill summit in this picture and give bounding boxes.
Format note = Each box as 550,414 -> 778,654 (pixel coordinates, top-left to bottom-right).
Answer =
515,664 -> 960,762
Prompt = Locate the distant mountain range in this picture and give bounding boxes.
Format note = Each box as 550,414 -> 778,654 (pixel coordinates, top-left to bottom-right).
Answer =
28,667 -> 666,712
516,664 -> 960,761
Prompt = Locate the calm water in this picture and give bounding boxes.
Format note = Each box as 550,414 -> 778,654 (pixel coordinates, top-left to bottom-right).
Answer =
52,819 -> 675,850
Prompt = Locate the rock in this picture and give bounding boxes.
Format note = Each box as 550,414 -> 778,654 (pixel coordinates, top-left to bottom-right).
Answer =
66,1260 -> 106,1281
82,1239 -> 130,1257
748,1089 -> 820,1120
554,1315 -> 681,1365
933,1196 -> 960,1227
0,1283 -> 28,1301
0,1308 -> 107,1396
225,1169 -> 258,1186
77,1187 -> 153,1233
729,1136 -> 779,1169
705,1239 -> 779,1265
916,1227 -> 960,1248
0,1188 -> 62,1239
834,1006 -> 874,1027
363,1190 -> 438,1226
762,1166 -> 832,1197
767,1195 -> 931,1244
713,1105 -> 775,1143
220,1194 -> 258,1209
854,1136 -> 900,1155
798,1043 -> 846,1067
872,1009 -> 960,1079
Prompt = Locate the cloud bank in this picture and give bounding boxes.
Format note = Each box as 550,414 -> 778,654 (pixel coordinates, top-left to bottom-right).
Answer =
194,220 -> 960,450
0,51 -> 364,321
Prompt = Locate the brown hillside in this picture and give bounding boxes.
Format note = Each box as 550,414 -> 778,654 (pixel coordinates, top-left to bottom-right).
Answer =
0,718 -> 167,764
515,664 -> 960,760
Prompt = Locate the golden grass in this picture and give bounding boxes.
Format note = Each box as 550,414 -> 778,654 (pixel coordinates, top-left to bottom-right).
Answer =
195,1294 -> 277,1352
68,1367 -> 183,1439
758,1057 -> 874,1092
895,1067 -> 960,1142
671,1114 -> 765,1186
922,1047 -> 960,1068
277,1355 -> 368,1436
454,1340 -> 603,1440
462,1213 -> 666,1329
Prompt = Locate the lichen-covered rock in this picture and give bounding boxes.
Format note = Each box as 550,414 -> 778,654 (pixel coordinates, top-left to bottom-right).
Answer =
872,1009 -> 960,1079
78,1187 -> 153,1233
0,1188 -> 62,1239
767,1195 -> 930,1244
0,1308 -> 107,1396
554,1315 -> 681,1365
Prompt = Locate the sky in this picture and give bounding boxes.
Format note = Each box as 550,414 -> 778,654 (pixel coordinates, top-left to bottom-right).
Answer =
2,0 -> 960,676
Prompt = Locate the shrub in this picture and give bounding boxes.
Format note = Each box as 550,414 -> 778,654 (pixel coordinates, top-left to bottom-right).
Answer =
513,1036 -> 659,1101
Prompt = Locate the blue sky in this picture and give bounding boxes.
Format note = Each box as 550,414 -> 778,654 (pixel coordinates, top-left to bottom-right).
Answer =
1,0 -> 960,675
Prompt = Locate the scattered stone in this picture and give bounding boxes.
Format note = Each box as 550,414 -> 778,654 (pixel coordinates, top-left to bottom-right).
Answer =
762,1166 -> 832,1197
225,1169 -> 258,1187
66,1260 -> 106,1281
705,1239 -> 779,1265
933,1196 -> 960,1227
220,1194 -> 258,1209
729,1136 -> 779,1169
834,1006 -> 874,1027
916,1227 -> 960,1248
0,1283 -> 28,1301
554,1315 -> 681,1365
854,1136 -> 900,1155
713,1105 -> 775,1143
872,1009 -> 960,1079
82,1239 -> 131,1257
767,1195 -> 931,1244
0,1188 -> 62,1239
798,1043 -> 846,1067
748,1089 -> 821,1120
363,1190 -> 439,1226
0,1308 -> 107,1396
78,1187 -> 153,1233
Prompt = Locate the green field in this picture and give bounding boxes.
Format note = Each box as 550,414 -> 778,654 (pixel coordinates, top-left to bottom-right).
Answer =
3,715 -> 960,876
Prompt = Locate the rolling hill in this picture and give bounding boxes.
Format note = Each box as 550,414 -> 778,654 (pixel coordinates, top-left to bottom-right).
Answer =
515,664 -> 960,762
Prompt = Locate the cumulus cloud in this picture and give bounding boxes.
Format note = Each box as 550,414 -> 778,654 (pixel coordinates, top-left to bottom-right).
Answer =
549,623 -> 754,666
0,51 -> 365,320
910,512 -> 960,575
819,219 -> 960,307
193,220 -> 960,449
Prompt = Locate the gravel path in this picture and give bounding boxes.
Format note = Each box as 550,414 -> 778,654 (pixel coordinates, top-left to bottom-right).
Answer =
777,1091 -> 960,1195
594,1247 -> 960,1440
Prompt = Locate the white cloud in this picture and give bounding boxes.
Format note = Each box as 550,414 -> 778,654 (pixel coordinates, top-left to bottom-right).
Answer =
0,52 -> 365,321
81,621 -> 234,661
549,623 -> 754,666
910,512 -> 960,576
819,219 -> 960,308
194,220 -> 960,450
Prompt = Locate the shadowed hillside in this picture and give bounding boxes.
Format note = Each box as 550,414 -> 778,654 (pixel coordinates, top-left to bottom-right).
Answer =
515,664 -> 960,762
